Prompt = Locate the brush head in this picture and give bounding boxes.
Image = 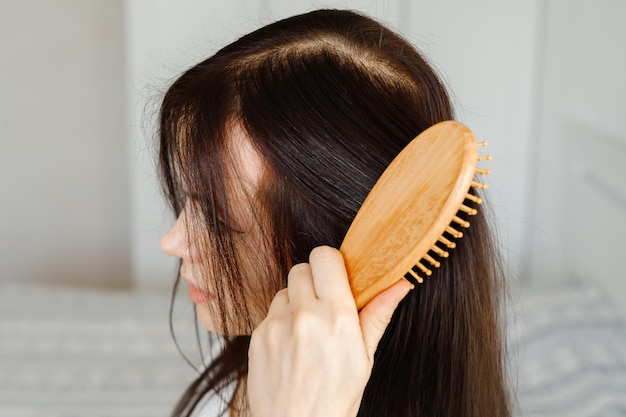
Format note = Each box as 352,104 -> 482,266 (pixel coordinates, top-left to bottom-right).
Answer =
340,120 -> 484,309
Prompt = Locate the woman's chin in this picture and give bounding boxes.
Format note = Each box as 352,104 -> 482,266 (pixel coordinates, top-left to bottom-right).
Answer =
195,303 -> 256,336
196,303 -> 218,333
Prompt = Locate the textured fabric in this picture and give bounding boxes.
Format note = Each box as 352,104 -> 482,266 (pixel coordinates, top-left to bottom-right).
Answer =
0,283 -> 196,417
2,279 -> 624,416
511,279 -> 626,417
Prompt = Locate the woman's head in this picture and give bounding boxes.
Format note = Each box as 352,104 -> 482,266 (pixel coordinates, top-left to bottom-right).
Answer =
159,9 -> 452,335
160,9 -> 509,417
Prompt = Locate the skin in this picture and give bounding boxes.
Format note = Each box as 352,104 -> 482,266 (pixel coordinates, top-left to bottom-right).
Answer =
161,205 -> 220,331
161,128 -> 413,417
248,248 -> 412,417
161,126 -> 269,333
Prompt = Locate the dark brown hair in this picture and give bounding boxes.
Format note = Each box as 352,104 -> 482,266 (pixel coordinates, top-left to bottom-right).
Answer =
159,9 -> 510,417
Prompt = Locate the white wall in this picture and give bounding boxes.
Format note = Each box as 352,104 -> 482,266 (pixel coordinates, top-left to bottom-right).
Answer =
528,0 -> 626,314
126,0 -> 539,288
0,1 -> 129,287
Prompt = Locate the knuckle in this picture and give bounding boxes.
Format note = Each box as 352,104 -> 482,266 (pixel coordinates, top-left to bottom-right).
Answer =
309,245 -> 339,263
274,288 -> 288,300
294,304 -> 357,338
263,315 -> 284,336
288,263 -> 310,276
254,315 -> 285,344
287,263 -> 311,284
291,305 -> 319,333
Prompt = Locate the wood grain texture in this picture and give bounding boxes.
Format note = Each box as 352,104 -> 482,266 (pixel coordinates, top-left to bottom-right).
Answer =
340,121 -> 478,309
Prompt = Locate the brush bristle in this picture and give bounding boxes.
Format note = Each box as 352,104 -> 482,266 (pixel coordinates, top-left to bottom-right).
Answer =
406,143 -> 491,284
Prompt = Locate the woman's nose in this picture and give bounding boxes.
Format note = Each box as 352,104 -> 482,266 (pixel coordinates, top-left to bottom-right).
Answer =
160,214 -> 189,259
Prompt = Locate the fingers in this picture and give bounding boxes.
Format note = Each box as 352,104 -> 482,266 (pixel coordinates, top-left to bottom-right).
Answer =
287,263 -> 316,302
261,245 -> 412,389
359,279 -> 413,361
249,247 -> 379,417
272,246 -> 353,308
267,261 -> 317,316
308,246 -> 354,306
266,288 -> 289,315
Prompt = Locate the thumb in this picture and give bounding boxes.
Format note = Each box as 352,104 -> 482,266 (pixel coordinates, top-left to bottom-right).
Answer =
359,279 -> 413,361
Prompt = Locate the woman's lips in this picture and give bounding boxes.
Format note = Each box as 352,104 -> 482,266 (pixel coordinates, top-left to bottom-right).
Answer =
188,284 -> 215,304
181,275 -> 214,304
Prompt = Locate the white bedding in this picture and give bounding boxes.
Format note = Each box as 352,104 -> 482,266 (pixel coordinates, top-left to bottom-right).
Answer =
0,284 -> 197,417
1,279 -> 624,416
511,279 -> 626,416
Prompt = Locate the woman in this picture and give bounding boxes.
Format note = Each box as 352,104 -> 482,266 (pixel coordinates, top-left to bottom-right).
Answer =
159,9 -> 510,417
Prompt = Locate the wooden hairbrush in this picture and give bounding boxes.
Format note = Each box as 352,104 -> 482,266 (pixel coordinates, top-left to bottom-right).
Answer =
340,120 -> 490,309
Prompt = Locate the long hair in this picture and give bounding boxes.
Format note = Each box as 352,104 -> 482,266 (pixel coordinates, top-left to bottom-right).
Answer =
159,9 -> 510,417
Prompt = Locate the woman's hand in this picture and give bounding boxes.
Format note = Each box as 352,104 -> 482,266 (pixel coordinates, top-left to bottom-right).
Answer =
247,246 -> 413,417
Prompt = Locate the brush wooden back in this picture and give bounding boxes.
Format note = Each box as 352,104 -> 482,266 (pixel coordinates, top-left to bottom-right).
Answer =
340,121 -> 478,309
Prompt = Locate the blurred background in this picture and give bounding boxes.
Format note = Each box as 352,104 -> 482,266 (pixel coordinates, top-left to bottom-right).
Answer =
1,0 -> 624,416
